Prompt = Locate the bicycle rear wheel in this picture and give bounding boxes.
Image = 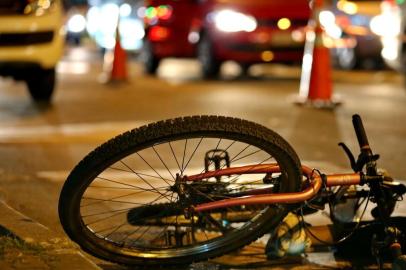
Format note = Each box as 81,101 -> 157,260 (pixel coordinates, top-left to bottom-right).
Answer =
58,116 -> 302,266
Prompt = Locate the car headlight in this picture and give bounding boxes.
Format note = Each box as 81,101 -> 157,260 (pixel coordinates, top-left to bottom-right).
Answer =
67,14 -> 87,33
23,0 -> 56,16
213,10 -> 257,32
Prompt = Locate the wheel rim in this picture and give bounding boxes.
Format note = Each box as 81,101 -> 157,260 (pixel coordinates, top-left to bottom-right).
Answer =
76,134 -> 293,259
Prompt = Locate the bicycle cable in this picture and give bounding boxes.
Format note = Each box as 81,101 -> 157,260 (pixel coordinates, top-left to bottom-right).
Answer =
299,169 -> 371,246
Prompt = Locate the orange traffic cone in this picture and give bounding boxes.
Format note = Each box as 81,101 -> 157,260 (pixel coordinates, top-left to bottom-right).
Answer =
297,0 -> 340,108
109,24 -> 128,82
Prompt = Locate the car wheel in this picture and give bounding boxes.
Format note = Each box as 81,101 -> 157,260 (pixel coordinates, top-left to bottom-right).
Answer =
335,47 -> 358,70
198,34 -> 221,79
141,40 -> 160,75
26,68 -> 55,103
240,63 -> 251,77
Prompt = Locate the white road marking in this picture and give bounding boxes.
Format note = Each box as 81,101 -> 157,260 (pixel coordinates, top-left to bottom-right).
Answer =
0,120 -> 148,143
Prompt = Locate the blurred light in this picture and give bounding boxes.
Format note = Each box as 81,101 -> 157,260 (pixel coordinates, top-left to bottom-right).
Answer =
261,51 -> 274,62
67,14 -> 86,33
24,5 -> 32,14
322,36 -> 335,48
23,0 -> 54,16
137,6 -> 146,18
319,10 -> 335,27
86,3 -> 142,50
213,10 -> 257,32
277,18 -> 291,30
335,14 -> 351,28
319,10 -> 342,39
325,25 -> 342,39
145,6 -> 157,19
120,3 -> 132,17
337,0 -> 358,15
119,19 -> 145,49
100,3 -> 120,33
157,5 -> 172,20
188,31 -> 200,43
149,26 -> 170,41
382,47 -> 398,61
104,36 -> 116,49
370,14 -> 400,37
38,0 -> 51,9
86,6 -> 99,35
144,5 -> 172,24
292,29 -> 305,42
57,61 -> 90,74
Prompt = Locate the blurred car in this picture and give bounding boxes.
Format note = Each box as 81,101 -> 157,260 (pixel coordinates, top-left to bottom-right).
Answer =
321,0 -> 386,70
0,0 -> 64,102
141,0 -> 311,78
86,2 -> 145,51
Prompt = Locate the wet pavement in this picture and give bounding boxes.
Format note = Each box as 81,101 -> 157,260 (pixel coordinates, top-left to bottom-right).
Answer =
0,45 -> 405,269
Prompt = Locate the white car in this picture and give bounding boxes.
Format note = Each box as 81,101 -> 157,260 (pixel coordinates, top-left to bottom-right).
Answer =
0,0 -> 64,102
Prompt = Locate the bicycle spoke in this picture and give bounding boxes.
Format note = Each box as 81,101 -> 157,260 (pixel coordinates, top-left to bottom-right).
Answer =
119,160 -> 172,201
201,213 -> 228,234
82,206 -> 138,218
82,186 -> 168,208
84,192 -> 171,226
152,145 -> 176,181
126,226 -> 151,244
183,137 -> 204,173
228,156 -> 272,184
230,149 -> 262,163
103,222 -> 129,240
181,139 -> 188,174
149,223 -> 172,245
136,152 -> 173,186
169,141 -> 182,172
109,166 -> 174,183
229,144 -> 251,163
87,185 -> 146,190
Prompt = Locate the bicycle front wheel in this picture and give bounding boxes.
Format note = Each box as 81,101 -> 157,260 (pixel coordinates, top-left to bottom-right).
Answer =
58,116 -> 302,266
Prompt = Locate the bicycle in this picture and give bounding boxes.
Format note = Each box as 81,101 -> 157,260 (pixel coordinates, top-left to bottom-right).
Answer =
58,114 -> 406,268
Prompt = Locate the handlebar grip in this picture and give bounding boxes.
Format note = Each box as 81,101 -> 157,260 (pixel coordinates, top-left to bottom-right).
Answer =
352,114 -> 370,149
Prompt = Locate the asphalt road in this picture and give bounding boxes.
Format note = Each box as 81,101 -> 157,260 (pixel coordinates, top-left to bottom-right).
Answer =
0,46 -> 405,269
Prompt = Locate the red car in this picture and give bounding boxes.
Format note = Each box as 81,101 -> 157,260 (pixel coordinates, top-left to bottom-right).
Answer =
142,0 -> 311,78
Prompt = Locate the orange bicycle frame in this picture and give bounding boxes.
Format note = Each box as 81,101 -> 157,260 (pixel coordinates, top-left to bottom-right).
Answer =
185,163 -> 362,212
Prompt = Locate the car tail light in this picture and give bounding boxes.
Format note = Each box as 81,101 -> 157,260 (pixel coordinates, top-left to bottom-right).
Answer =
148,26 -> 170,41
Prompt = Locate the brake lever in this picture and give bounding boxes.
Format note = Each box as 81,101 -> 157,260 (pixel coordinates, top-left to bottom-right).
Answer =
338,142 -> 380,172
338,142 -> 358,172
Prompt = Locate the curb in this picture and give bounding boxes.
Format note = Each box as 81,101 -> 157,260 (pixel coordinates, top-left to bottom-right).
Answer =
0,200 -> 101,270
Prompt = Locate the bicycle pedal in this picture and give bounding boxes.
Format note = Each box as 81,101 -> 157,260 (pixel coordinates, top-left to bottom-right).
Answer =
205,149 -> 230,172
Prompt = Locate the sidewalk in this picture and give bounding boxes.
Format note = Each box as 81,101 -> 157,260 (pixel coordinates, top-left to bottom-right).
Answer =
0,200 -> 100,270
